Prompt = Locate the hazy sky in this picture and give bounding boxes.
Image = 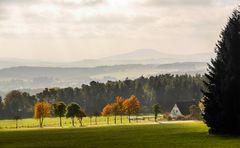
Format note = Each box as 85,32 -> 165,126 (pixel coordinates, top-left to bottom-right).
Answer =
0,0 -> 238,62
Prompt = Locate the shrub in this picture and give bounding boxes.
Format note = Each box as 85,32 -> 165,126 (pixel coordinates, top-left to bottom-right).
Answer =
163,112 -> 172,121
189,105 -> 202,120
176,115 -> 191,121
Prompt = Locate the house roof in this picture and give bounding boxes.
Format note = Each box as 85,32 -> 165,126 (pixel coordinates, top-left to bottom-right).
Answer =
176,101 -> 197,115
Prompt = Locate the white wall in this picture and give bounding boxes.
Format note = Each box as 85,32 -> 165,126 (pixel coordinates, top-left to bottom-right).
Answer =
170,104 -> 182,118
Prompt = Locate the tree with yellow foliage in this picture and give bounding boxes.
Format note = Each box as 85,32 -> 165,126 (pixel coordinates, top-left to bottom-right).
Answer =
123,95 -> 141,123
34,102 -> 51,128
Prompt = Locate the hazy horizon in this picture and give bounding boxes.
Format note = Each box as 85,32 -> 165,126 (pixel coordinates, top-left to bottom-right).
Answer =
0,0 -> 237,62
0,48 -> 212,62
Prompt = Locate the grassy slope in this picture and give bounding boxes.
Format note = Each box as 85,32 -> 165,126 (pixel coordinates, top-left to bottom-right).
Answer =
0,122 -> 240,148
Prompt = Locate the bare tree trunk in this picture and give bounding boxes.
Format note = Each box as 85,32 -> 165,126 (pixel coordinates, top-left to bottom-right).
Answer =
79,118 -> 83,126
95,116 -> 97,125
72,117 -> 75,127
120,114 -> 123,124
39,117 -> 43,128
16,119 -> 18,129
128,113 -> 131,123
60,116 -> 62,127
107,116 -> 109,124
42,118 -> 44,127
114,114 -> 116,124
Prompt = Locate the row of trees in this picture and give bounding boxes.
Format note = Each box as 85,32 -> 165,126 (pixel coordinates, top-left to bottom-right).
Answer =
34,101 -> 86,127
34,95 -> 141,128
0,74 -> 203,119
101,95 -> 141,124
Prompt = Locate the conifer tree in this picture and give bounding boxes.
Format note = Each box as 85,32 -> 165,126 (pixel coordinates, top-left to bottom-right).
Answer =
203,9 -> 240,134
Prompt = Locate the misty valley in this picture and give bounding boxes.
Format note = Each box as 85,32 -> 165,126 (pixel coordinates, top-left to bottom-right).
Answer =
0,0 -> 240,148
0,49 -> 209,95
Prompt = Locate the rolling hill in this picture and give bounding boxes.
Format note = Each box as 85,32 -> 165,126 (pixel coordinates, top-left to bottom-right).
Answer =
0,49 -> 211,95
0,49 -> 213,68
0,62 -> 207,93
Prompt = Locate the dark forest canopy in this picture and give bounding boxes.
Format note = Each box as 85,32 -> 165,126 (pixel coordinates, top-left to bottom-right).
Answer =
0,74 -> 204,119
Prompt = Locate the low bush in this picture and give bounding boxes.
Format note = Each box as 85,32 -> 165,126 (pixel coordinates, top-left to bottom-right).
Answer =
163,112 -> 172,121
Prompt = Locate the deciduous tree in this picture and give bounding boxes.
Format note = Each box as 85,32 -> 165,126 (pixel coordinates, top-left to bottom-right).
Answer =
101,104 -> 112,124
76,109 -> 86,127
66,103 -> 81,127
152,104 -> 161,122
34,102 -> 51,128
52,101 -> 67,127
123,95 -> 141,123
189,105 -> 202,120
5,90 -> 35,116
111,103 -> 119,124
115,96 -> 125,124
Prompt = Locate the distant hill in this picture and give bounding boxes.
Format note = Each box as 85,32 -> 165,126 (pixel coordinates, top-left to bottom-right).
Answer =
0,62 -> 207,93
67,49 -> 213,67
0,49 -> 213,68
0,49 -> 211,95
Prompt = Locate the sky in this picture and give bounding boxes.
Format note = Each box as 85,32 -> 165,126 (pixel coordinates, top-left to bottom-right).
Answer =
0,0 -> 238,62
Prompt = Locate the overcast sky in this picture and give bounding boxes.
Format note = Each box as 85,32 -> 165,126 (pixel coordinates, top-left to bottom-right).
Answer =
0,0 -> 238,62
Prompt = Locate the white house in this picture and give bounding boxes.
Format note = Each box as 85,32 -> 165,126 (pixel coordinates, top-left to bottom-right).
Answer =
170,104 -> 182,118
170,101 -> 196,118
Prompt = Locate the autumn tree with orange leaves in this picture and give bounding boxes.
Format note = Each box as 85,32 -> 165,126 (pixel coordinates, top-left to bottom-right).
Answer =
115,96 -> 125,124
111,102 -> 119,124
123,95 -> 141,123
101,104 -> 112,124
34,102 -> 51,128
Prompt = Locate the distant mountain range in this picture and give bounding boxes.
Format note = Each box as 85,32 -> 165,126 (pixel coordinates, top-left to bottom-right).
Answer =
0,49 -> 212,95
0,62 -> 207,93
0,49 -> 213,68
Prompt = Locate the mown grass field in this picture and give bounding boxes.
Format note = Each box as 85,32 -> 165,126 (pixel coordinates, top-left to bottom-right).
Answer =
0,122 -> 240,148
0,116 -> 154,129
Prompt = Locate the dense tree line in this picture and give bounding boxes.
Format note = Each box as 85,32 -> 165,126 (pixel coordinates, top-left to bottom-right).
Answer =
0,74 -> 204,119
0,91 -> 36,119
33,101 -> 86,128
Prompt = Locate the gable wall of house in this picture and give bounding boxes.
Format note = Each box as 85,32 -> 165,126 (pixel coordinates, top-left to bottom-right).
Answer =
170,104 -> 183,118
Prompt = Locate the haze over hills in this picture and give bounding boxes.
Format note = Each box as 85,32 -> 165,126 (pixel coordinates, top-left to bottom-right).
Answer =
0,49 -> 213,68
0,62 -> 207,93
66,49 -> 212,67
0,49 -> 211,96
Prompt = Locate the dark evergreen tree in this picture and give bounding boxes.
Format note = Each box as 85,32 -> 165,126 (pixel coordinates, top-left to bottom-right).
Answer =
202,9 -> 240,134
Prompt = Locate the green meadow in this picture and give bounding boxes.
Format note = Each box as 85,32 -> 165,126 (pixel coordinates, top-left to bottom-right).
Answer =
0,122 -> 240,148
0,116 -> 152,129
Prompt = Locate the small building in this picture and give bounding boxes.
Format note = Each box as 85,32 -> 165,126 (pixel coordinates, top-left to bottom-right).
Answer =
170,101 -> 196,118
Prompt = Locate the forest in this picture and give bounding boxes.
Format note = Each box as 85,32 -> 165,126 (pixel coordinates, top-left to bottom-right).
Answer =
0,74 -> 204,119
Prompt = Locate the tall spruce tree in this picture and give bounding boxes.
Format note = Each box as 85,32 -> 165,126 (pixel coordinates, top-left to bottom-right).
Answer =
203,9 -> 240,135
